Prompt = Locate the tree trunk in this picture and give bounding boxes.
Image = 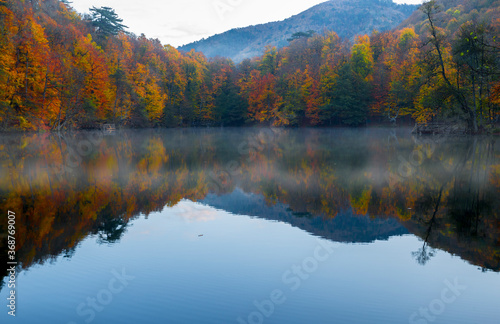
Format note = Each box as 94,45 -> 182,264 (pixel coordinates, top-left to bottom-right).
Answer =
423,2 -> 478,133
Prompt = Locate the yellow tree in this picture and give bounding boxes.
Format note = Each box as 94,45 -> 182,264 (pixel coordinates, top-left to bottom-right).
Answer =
131,62 -> 166,123
73,34 -> 113,122
0,0 -> 15,127
162,45 -> 187,124
10,13 -> 51,130
319,32 -> 343,124
302,66 -> 321,125
105,33 -> 134,124
279,69 -> 303,126
387,28 -> 421,123
351,35 -> 374,81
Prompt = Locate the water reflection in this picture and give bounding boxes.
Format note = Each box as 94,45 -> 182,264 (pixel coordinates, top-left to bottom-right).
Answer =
0,128 -> 499,289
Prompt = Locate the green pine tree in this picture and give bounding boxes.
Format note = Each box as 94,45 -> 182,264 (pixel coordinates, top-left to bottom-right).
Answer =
90,6 -> 127,37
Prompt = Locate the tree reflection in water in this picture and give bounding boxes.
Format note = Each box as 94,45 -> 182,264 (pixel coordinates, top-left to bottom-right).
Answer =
0,128 -> 498,287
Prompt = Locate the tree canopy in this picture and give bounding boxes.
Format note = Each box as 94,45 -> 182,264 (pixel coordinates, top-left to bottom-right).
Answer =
0,0 -> 498,132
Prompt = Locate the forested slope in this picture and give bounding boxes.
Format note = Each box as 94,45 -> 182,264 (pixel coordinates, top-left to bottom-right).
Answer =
0,0 -> 499,132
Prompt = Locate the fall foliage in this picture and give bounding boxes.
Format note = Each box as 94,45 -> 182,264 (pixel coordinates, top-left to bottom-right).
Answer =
0,0 -> 499,131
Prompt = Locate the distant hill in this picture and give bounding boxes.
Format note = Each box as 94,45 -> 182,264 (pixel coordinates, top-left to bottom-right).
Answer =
397,0 -> 500,34
178,0 -> 418,62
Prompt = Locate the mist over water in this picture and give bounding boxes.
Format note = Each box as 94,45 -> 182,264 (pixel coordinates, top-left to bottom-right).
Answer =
0,128 -> 499,323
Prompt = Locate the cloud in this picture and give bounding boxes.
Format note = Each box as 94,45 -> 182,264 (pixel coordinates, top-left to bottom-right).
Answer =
159,23 -> 212,38
170,200 -> 221,223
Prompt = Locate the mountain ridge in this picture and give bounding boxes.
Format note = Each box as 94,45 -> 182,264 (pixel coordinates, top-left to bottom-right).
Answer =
200,188 -> 409,243
178,0 -> 419,62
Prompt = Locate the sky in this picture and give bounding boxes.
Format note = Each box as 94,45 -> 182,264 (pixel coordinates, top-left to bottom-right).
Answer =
71,0 -> 424,48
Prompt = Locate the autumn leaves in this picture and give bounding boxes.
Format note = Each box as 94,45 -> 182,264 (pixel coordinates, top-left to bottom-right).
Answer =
0,0 -> 499,131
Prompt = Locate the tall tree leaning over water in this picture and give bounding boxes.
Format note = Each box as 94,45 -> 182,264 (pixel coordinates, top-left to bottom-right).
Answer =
419,0 -> 500,133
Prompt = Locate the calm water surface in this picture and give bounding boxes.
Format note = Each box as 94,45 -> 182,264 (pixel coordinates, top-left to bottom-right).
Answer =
0,128 -> 499,324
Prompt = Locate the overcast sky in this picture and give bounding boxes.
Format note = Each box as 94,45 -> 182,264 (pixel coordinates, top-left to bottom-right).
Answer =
71,0 -> 424,48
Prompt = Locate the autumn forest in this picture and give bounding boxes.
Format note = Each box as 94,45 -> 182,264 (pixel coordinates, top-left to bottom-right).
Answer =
0,0 -> 499,133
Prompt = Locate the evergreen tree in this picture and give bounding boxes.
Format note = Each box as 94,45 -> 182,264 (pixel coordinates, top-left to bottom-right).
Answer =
90,6 -> 127,37
329,63 -> 369,126
287,30 -> 315,42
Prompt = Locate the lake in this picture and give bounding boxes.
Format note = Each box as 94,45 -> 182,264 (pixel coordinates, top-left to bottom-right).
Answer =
0,127 -> 499,324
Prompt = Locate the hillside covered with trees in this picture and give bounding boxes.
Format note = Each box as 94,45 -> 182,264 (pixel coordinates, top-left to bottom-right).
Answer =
0,0 -> 499,132
178,0 -> 418,62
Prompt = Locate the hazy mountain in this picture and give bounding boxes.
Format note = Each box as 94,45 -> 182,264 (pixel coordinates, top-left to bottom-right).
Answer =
178,0 -> 418,62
